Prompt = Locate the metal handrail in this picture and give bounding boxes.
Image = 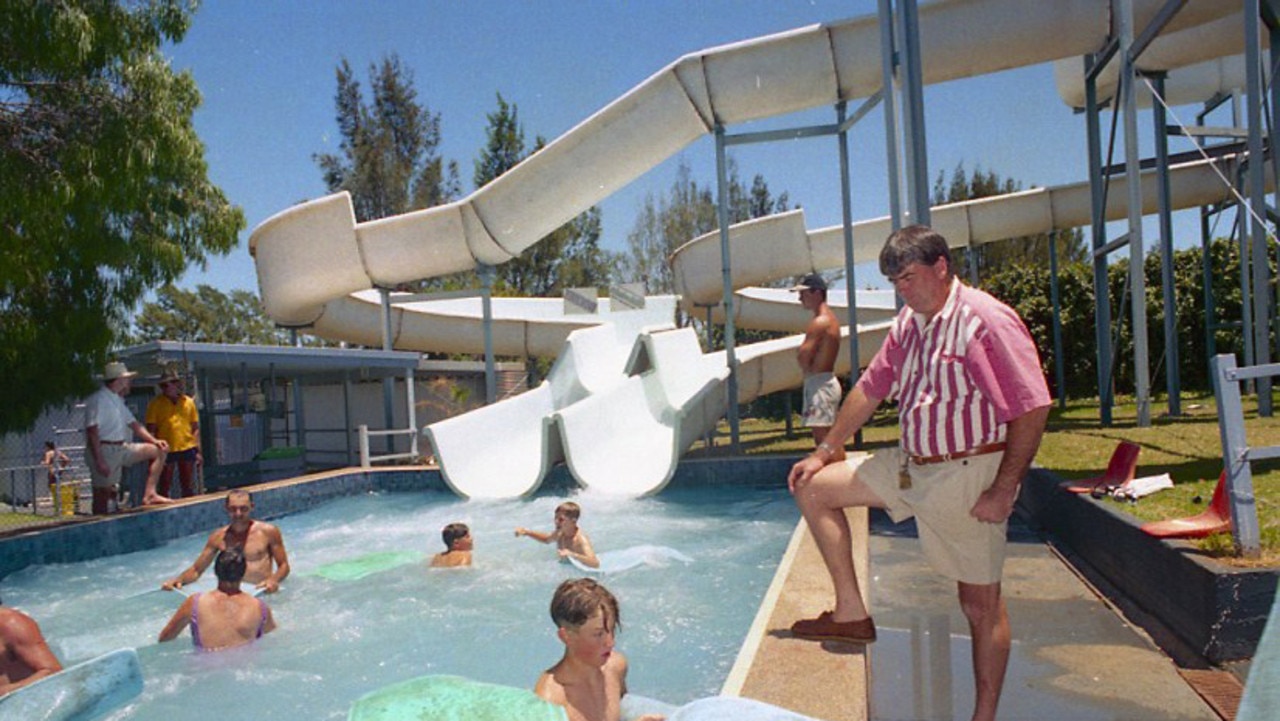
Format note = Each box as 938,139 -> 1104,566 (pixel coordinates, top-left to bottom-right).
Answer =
357,424 -> 420,468
1211,354 -> 1276,558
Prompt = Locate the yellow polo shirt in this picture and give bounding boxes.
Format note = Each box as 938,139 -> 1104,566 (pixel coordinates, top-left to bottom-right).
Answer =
144,394 -> 200,453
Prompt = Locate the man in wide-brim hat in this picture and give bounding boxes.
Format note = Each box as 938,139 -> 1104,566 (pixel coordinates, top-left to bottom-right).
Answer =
145,367 -> 201,500
84,361 -> 171,513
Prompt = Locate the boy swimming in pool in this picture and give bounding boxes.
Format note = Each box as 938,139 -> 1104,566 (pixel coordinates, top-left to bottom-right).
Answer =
535,578 -> 663,721
429,522 -> 473,568
515,501 -> 599,568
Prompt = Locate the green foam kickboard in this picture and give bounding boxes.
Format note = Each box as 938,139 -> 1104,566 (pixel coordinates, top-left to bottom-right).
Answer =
348,674 -> 567,721
306,550 -> 427,581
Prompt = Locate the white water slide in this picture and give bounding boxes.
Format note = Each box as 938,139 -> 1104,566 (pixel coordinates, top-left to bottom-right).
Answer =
251,0 -> 1254,497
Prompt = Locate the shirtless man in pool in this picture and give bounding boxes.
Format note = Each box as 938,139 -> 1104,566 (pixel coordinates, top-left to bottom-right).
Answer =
162,490 -> 290,594
0,603 -> 62,696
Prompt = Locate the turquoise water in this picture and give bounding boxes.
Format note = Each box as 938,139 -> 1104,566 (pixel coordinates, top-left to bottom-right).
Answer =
2,486 -> 798,720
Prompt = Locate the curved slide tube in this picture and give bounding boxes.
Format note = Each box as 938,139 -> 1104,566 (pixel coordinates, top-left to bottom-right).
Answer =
429,315 -> 889,499
554,321 -> 890,497
555,327 -> 729,496
671,154 -> 1262,311
250,0 -> 1239,328
425,300 -> 676,498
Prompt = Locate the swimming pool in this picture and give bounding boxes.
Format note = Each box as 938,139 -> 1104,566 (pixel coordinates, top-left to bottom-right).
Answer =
2,485 -> 798,719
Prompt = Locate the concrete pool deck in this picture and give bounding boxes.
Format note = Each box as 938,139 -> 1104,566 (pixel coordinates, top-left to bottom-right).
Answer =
727,506 -> 1230,721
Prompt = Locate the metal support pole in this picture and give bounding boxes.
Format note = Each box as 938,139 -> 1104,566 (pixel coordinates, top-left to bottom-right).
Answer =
1238,182 -> 1256,372
897,0 -> 931,225
1211,354 -> 1262,558
1048,231 -> 1067,408
379,287 -> 395,453
715,125 -> 741,451
293,376 -> 306,456
877,0 -> 904,229
1201,209 -> 1218,366
1272,25 -> 1280,359
1244,0 -> 1274,415
837,102 -> 861,392
1120,0 -> 1152,427
479,264 -> 497,405
406,368 -> 418,461
343,371 -> 354,466
1085,54 -> 1114,426
1150,73 -> 1181,415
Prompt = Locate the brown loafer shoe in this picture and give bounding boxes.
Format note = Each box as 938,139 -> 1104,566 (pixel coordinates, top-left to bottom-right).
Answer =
790,611 -> 877,644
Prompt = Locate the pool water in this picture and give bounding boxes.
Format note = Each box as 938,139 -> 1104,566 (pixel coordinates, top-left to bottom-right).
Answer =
2,486 -> 799,720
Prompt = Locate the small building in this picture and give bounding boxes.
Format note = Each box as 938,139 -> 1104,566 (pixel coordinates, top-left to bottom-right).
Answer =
1,341 -> 525,508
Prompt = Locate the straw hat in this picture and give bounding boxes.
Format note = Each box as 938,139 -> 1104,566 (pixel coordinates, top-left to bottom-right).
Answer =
103,361 -> 138,381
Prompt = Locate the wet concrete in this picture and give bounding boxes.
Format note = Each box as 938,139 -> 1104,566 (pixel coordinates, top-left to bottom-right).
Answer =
730,509 -> 1220,720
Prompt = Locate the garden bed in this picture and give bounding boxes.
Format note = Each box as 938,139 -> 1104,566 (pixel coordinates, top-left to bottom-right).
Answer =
1019,467 -> 1278,664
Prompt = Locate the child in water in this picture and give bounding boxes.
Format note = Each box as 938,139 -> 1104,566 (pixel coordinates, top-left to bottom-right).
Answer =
429,522 -> 473,568
515,501 -> 599,568
535,578 -> 663,721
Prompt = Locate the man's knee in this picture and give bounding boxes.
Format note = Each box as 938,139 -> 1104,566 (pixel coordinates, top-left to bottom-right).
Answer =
958,582 -> 1004,625
796,463 -> 859,512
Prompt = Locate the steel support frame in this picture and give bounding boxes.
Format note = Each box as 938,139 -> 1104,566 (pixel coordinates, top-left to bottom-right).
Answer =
1118,0 -> 1153,427
1244,0 -> 1274,415
1211,353 -> 1267,558
1085,53 -> 1114,426
1148,73 -> 1182,415
710,0 -> 926,450
1086,0 -> 1204,426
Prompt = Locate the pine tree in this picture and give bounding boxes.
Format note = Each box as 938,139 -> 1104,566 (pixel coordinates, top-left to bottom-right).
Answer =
314,54 -> 461,224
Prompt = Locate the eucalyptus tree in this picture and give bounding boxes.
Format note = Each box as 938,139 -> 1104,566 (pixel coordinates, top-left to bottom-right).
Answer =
1,0 -> 245,434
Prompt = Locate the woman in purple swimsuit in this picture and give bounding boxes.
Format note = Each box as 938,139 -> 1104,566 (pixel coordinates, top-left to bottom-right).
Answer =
159,548 -> 276,651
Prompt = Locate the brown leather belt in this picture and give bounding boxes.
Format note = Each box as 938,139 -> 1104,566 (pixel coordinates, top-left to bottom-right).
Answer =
100,440 -> 125,445
910,442 -> 1006,465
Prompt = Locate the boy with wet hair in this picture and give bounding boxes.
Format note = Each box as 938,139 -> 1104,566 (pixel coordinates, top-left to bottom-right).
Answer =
535,578 -> 663,721
429,522 -> 473,568
515,501 -> 599,568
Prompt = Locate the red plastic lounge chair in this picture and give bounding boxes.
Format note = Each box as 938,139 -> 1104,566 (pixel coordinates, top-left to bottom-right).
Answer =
1140,471 -> 1232,539
1062,441 -> 1141,494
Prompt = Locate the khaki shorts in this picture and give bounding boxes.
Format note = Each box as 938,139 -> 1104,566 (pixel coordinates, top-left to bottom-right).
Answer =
848,447 -> 1008,585
89,443 -> 150,488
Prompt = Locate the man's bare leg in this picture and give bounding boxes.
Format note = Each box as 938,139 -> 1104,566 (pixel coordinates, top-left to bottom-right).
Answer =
177,459 -> 196,497
141,447 -> 171,505
92,487 -> 115,515
157,463 -> 174,498
812,427 -> 846,463
958,581 -> 1010,721
792,463 -> 882,622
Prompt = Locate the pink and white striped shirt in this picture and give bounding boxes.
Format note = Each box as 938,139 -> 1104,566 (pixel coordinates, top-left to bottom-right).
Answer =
856,278 -> 1051,458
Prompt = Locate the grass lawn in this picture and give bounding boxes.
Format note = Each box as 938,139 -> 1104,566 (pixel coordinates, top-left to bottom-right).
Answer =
687,391 -> 1279,565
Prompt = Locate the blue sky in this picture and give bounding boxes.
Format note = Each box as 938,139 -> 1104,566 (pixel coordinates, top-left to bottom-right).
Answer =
164,0 -> 1226,296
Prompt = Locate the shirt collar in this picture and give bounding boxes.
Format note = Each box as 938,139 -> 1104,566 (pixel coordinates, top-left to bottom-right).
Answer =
911,276 -> 961,329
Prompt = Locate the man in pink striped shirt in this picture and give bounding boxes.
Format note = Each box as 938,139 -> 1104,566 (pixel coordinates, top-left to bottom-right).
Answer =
787,225 -> 1051,721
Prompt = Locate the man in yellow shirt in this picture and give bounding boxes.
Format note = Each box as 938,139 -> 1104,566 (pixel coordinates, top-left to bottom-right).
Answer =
145,369 -> 201,499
